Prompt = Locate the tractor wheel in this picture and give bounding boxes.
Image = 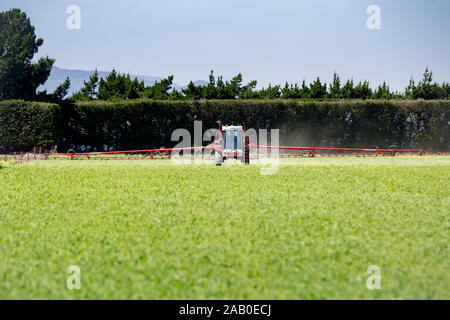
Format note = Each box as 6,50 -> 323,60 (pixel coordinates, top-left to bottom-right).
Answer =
215,151 -> 223,166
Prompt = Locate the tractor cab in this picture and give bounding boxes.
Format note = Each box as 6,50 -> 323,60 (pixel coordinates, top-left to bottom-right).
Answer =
214,124 -> 250,166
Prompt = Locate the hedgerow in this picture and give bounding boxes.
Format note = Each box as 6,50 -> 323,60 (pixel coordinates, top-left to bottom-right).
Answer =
1,99 -> 448,152
59,99 -> 450,152
0,100 -> 61,151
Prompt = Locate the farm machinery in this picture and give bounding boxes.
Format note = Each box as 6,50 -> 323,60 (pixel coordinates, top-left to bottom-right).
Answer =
213,124 -> 250,166
43,120 -> 449,161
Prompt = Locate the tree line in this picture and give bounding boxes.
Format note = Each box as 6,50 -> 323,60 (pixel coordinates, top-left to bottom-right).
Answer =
71,68 -> 450,101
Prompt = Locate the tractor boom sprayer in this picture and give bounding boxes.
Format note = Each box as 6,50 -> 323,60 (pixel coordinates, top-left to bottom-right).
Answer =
214,124 -> 250,166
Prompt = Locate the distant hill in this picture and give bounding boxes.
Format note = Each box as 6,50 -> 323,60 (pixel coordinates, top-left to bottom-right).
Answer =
38,67 -> 194,95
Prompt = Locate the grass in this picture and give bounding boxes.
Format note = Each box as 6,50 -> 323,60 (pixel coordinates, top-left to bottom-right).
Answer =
0,157 -> 449,299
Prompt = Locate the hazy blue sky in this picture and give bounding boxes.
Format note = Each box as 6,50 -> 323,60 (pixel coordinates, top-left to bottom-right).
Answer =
1,0 -> 449,90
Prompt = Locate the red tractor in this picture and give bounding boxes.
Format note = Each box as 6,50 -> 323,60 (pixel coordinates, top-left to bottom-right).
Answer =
214,124 -> 250,166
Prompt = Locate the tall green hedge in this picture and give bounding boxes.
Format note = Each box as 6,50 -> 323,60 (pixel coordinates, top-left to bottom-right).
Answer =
1,99 -> 448,152
0,100 -> 61,151
59,100 -> 450,152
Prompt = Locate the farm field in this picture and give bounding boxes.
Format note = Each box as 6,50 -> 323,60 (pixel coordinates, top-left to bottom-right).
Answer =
0,157 -> 449,299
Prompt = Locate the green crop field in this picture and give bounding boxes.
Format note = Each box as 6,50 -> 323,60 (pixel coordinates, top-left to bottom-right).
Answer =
0,157 -> 449,299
